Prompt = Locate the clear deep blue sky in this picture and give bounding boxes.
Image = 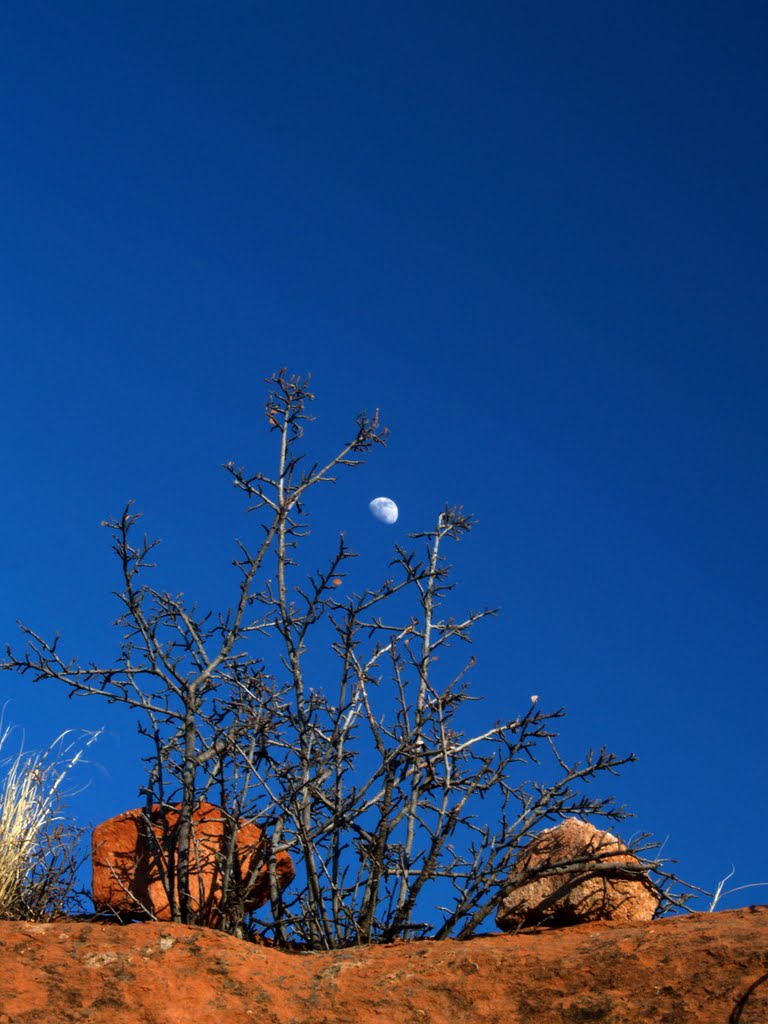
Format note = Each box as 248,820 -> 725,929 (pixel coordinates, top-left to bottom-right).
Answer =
1,2 -> 766,913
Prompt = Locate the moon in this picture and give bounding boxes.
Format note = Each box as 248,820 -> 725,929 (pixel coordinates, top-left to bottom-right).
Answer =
369,496 -> 399,525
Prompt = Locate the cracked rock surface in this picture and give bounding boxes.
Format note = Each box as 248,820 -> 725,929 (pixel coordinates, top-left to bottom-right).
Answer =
1,906 -> 766,1023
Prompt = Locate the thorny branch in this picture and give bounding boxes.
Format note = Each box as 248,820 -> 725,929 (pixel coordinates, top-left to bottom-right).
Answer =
1,369 -> 691,946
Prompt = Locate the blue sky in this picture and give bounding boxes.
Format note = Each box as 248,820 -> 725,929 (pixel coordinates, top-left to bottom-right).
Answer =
1,1 -> 766,915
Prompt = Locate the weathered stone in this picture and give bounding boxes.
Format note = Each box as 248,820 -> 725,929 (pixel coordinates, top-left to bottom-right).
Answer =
496,817 -> 660,930
0,909 -> 766,1023
92,802 -> 294,925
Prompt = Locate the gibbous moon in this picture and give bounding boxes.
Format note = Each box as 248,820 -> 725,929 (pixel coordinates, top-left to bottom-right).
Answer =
369,496 -> 399,525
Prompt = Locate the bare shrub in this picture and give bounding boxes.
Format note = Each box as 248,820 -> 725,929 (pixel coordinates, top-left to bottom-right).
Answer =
1,370 -> 687,946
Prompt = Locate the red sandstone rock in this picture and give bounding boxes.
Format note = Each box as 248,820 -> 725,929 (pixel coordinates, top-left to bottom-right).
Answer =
92,802 -> 294,925
496,818 -> 660,930
0,907 -> 765,1023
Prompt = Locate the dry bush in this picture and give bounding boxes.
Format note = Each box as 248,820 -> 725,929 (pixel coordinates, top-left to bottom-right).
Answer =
0,726 -> 99,920
2,371 -> 690,946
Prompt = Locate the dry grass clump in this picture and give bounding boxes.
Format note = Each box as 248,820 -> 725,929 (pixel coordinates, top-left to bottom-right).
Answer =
0,726 -> 99,920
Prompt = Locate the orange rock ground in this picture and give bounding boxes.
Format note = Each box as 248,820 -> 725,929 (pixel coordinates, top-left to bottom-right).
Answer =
1,906 -> 765,1023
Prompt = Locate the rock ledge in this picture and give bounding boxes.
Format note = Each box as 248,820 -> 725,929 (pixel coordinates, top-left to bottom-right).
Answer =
0,906 -> 765,1023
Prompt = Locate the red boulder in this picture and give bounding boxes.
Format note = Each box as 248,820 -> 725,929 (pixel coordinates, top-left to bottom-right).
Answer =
92,802 -> 294,926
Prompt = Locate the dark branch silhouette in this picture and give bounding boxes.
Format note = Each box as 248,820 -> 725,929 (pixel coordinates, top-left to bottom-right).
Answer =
2,369 -> 690,947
